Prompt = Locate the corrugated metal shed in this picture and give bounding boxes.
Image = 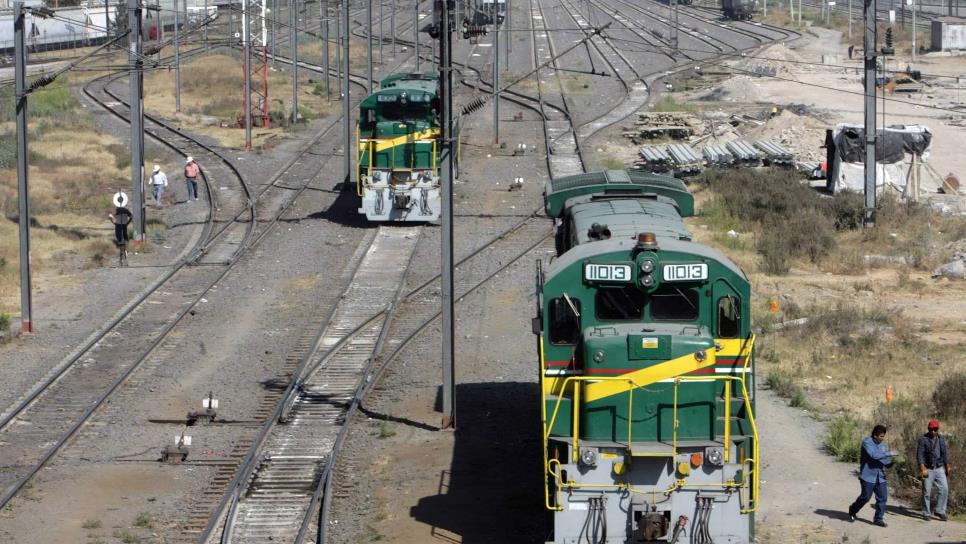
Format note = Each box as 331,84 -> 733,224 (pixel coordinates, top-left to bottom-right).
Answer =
932,16 -> 966,51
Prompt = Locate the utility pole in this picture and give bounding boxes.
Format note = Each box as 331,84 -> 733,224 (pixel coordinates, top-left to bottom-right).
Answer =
380,0 -> 384,63
244,0 -> 253,149
912,0 -> 917,62
14,2 -> 33,334
322,0 -> 331,101
272,0 -> 278,67
863,0 -> 877,225
291,0 -> 299,123
367,0 -> 373,89
415,0 -> 420,71
175,0 -> 181,113
438,0 -> 456,430
849,0 -> 852,38
129,0 -> 146,241
336,3 -> 342,96
493,15 -> 499,144
391,0 -> 396,54
204,0 -> 208,45
504,0 -> 509,68
342,0 -> 351,188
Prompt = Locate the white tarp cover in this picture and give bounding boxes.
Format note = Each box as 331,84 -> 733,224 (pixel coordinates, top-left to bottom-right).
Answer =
830,162 -> 908,194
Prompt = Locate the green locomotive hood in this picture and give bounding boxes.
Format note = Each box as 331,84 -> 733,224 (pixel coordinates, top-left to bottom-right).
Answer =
582,323 -> 714,373
373,120 -> 433,138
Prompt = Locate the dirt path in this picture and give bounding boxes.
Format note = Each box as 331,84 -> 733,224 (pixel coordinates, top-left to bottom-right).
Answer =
758,389 -> 966,543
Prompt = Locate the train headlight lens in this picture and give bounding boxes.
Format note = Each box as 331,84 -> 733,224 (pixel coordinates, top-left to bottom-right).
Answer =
695,350 -> 707,362
706,447 -> 724,466
641,274 -> 655,288
580,448 -> 598,467
593,350 -> 606,363
640,259 -> 654,273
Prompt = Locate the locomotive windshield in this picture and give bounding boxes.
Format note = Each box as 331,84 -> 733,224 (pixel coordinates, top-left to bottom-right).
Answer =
651,286 -> 699,320
595,286 -> 645,320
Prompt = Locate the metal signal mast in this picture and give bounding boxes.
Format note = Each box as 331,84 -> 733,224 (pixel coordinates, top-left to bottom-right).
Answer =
244,0 -> 271,149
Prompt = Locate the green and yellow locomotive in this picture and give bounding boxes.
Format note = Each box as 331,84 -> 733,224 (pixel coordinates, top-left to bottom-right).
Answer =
357,73 -> 457,222
535,170 -> 758,543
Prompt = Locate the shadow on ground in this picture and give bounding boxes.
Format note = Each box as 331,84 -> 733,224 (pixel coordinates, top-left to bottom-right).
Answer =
408,381 -> 548,543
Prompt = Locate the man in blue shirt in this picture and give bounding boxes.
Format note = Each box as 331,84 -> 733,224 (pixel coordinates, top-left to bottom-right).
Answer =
848,424 -> 898,527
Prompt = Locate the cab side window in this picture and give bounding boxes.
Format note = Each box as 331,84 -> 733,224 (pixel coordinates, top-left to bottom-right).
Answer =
717,296 -> 740,338
549,297 -> 581,345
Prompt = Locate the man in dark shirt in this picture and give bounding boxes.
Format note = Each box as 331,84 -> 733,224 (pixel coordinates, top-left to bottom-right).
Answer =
917,420 -> 950,521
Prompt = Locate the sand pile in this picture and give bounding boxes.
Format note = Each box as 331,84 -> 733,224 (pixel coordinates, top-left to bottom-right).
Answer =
747,110 -> 829,161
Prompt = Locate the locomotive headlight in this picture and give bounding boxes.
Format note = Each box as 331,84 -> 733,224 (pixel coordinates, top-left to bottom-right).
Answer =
641,274 -> 655,288
705,447 -> 724,466
640,259 -> 655,273
593,350 -> 606,364
580,448 -> 598,467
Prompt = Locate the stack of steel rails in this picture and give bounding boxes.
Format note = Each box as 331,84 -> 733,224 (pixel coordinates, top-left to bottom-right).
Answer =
702,143 -> 735,167
755,139 -> 795,166
725,139 -> 761,166
666,143 -> 704,177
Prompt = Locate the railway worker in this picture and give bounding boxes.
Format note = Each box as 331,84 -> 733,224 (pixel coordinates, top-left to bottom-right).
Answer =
108,193 -> 132,246
149,164 -> 169,208
184,156 -> 200,202
918,420 -> 950,521
848,424 -> 899,527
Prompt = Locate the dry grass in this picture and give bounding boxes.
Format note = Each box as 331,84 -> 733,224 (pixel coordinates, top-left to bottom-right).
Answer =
0,75 -> 168,314
142,52 -> 339,148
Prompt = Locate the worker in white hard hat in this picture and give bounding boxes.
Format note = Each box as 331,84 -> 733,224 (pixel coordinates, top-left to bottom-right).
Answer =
184,156 -> 200,202
149,164 -> 169,208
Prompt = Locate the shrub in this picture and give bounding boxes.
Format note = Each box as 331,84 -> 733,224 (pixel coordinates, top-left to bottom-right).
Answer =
701,168 -> 860,275
825,415 -> 863,463
932,373 -> 966,422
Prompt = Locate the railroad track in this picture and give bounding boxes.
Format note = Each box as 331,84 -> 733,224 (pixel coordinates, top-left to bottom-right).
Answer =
0,41 -> 372,513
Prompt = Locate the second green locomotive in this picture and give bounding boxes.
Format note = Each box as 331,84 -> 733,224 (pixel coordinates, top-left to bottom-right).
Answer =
357,73 -> 457,222
536,170 -> 758,543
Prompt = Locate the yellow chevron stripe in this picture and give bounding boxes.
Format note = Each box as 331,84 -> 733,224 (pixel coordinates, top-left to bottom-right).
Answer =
361,128 -> 440,152
583,348 -> 717,403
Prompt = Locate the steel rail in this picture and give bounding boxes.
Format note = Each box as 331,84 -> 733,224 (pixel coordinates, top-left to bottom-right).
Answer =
0,41 -> 369,511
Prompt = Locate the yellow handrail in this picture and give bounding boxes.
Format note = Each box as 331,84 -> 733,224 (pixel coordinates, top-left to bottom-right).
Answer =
542,371 -> 760,514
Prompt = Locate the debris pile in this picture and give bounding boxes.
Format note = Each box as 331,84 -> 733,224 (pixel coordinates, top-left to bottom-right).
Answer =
622,112 -> 701,143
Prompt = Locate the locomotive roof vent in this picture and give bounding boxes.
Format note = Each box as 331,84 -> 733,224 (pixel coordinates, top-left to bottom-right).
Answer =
587,223 -> 611,241
636,232 -> 659,251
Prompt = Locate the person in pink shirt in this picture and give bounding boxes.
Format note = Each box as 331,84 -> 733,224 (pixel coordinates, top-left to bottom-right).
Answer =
184,156 -> 200,202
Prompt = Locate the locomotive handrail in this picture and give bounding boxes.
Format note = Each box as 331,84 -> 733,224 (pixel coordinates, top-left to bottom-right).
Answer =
541,351 -> 760,514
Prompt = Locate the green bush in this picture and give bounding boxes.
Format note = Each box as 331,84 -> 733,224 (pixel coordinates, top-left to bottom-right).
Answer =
825,414 -> 863,463
700,169 -> 864,275
933,373 -> 966,421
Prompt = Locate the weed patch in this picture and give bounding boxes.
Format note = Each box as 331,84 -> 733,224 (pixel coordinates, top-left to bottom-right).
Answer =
824,415 -> 863,463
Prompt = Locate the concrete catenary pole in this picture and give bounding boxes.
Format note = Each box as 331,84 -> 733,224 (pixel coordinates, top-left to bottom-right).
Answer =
367,0 -> 373,89
272,0 -> 278,66
291,0 -> 299,123
380,0 -> 384,62
204,0 -> 209,45
912,0 -> 917,62
439,0 -> 456,429
492,15 -> 499,144
244,0 -> 253,149
849,0 -> 852,38
415,0 -> 420,71
863,0 -> 877,225
391,0 -> 396,54
14,2 -> 33,334
322,0 -> 331,101
504,0 -> 509,68
336,3 -> 342,95
175,0 -> 181,112
129,0 -> 146,240
342,0 -> 351,186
